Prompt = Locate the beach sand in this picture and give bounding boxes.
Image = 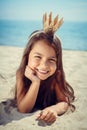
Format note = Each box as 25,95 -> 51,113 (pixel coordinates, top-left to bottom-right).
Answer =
0,46 -> 87,130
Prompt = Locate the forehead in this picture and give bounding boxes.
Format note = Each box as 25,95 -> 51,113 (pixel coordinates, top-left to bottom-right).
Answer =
30,40 -> 56,57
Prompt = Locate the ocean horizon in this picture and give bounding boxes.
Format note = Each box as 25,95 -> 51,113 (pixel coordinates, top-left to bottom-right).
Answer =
0,20 -> 87,51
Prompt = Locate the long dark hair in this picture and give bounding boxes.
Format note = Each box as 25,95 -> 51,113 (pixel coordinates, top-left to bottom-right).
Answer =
15,30 -> 75,110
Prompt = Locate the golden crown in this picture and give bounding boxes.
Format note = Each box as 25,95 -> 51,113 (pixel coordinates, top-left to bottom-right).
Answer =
43,12 -> 63,33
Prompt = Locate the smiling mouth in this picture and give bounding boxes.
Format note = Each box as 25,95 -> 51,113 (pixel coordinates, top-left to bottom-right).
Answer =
36,69 -> 49,75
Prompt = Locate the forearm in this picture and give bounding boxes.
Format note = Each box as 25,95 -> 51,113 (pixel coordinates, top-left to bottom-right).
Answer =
17,82 -> 40,113
55,102 -> 68,115
48,102 -> 69,116
36,101 -> 69,123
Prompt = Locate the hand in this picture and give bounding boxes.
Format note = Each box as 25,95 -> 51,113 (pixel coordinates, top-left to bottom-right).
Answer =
36,106 -> 57,123
24,65 -> 40,83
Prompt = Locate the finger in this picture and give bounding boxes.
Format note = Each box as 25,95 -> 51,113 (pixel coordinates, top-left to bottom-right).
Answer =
43,111 -> 54,121
25,65 -> 30,71
27,65 -> 32,70
38,111 -> 48,120
45,110 -> 57,121
43,111 -> 52,121
24,67 -> 30,78
27,66 -> 36,73
24,66 -> 34,78
36,111 -> 43,119
26,66 -> 34,74
24,69 -> 29,78
47,117 -> 56,124
47,113 -> 57,123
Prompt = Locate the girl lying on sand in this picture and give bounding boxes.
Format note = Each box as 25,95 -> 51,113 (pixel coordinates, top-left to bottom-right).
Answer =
14,12 -> 75,123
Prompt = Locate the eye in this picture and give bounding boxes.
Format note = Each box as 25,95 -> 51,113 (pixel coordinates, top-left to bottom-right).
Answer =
49,59 -> 56,63
34,55 -> 41,59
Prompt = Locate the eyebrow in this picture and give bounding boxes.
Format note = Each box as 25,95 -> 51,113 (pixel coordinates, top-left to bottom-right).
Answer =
34,52 -> 57,59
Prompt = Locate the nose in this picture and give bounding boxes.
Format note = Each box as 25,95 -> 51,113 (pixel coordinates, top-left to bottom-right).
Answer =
39,60 -> 48,69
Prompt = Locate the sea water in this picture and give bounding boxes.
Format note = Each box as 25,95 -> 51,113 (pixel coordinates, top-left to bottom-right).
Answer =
0,20 -> 87,51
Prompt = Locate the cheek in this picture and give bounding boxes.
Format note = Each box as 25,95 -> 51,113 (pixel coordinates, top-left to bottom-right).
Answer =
28,59 -> 35,68
51,65 -> 57,73
28,55 -> 34,68
28,58 -> 39,69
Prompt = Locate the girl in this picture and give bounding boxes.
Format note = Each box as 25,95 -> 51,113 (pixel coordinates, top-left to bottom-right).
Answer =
15,12 -> 75,123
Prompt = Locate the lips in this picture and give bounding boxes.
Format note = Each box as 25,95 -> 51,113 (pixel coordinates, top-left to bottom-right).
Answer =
36,69 -> 49,75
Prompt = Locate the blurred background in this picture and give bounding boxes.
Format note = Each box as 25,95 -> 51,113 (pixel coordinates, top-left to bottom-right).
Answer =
0,0 -> 87,50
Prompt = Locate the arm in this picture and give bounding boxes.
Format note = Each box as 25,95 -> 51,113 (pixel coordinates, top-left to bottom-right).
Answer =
36,102 -> 68,123
16,66 -> 41,113
48,101 -> 68,115
36,83 -> 69,123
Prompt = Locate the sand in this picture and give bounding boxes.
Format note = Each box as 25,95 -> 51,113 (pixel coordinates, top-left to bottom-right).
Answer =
0,46 -> 87,130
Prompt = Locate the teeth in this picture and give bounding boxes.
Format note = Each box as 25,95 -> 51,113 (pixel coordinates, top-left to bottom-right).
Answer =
38,69 -> 48,74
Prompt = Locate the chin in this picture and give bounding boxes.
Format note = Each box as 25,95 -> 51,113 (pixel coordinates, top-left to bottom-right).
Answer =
38,74 -> 53,81
38,77 -> 48,80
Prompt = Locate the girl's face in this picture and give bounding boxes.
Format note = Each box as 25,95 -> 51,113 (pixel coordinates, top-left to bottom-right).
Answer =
28,40 -> 57,80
